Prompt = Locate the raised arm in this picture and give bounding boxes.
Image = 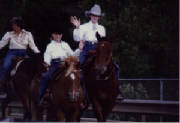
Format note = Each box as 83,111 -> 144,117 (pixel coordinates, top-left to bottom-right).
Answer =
70,16 -> 84,42
70,16 -> 80,29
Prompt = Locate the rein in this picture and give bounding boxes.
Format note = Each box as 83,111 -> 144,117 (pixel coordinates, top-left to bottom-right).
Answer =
97,59 -> 114,80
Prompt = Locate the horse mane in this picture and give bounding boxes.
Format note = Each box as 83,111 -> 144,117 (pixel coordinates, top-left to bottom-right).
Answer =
65,56 -> 79,77
65,56 -> 79,65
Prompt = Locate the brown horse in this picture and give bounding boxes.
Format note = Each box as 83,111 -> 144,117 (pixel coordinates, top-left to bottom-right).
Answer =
45,56 -> 83,121
82,34 -> 119,122
11,55 -> 83,121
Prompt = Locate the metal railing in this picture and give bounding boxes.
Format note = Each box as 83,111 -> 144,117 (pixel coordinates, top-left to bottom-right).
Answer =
118,78 -> 179,101
0,78 -> 179,122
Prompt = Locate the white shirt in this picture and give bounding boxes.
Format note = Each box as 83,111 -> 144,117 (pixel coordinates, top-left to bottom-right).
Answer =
73,21 -> 106,42
0,29 -> 40,53
44,40 -> 77,65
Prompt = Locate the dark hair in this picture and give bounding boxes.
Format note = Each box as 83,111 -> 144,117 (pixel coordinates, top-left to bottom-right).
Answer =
50,32 -> 63,41
50,28 -> 63,37
9,16 -> 24,28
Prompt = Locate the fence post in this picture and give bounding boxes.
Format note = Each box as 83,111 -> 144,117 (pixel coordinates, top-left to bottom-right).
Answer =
141,114 -> 146,122
160,79 -> 163,100
160,79 -> 163,121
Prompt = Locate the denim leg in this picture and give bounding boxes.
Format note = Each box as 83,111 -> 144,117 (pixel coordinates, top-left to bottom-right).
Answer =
39,62 -> 59,101
79,48 -> 88,66
113,62 -> 120,79
0,52 -> 15,83
79,42 -> 97,66
39,72 -> 50,100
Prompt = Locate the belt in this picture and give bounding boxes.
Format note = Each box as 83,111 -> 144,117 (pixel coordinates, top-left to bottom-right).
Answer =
51,58 -> 61,62
85,41 -> 97,45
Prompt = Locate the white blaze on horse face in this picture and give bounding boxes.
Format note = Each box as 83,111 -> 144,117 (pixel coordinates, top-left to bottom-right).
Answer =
101,43 -> 104,47
70,73 -> 76,80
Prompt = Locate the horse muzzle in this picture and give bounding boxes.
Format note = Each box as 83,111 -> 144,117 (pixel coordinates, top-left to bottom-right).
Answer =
95,66 -> 107,79
65,91 -> 80,102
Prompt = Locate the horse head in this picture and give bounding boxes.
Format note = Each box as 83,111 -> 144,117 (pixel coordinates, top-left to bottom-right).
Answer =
64,56 -> 82,102
91,32 -> 113,79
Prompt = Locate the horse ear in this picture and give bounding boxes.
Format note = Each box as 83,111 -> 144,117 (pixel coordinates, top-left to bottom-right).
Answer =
96,32 -> 101,41
96,32 -> 108,42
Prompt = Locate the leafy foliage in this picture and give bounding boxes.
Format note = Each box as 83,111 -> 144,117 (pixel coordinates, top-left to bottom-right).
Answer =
0,0 -> 178,78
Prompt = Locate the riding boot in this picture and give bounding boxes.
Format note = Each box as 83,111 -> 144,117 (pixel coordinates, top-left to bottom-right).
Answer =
113,62 -> 120,79
39,78 -> 50,105
0,76 -> 7,98
0,84 -> 7,98
39,90 -> 49,106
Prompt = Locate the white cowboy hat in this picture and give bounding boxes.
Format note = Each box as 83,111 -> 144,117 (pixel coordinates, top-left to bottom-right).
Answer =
85,4 -> 104,17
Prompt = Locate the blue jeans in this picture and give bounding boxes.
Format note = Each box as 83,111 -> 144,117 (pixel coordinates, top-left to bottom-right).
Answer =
39,59 -> 61,101
79,42 -> 97,100
79,41 -> 97,66
0,49 -> 27,84
114,62 -> 120,79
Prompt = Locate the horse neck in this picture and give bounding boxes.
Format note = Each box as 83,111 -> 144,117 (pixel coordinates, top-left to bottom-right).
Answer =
65,63 -> 75,77
28,55 -> 44,75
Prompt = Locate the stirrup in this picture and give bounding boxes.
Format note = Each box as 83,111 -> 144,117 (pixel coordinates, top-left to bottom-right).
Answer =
39,90 -> 52,106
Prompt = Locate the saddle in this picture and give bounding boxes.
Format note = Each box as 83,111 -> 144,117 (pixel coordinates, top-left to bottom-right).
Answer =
10,57 -> 25,76
51,63 -> 66,81
39,63 -> 66,106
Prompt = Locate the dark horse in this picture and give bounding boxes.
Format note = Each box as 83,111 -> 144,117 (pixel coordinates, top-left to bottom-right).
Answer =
3,54 -> 83,121
11,54 -> 45,121
83,34 -> 119,121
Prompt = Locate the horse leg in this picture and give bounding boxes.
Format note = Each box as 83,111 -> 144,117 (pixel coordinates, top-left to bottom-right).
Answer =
77,109 -> 84,122
92,99 -> 105,122
21,96 -> 32,121
31,101 -> 43,121
56,109 -> 65,122
102,101 -> 116,121
66,111 -> 80,122
46,105 -> 57,121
